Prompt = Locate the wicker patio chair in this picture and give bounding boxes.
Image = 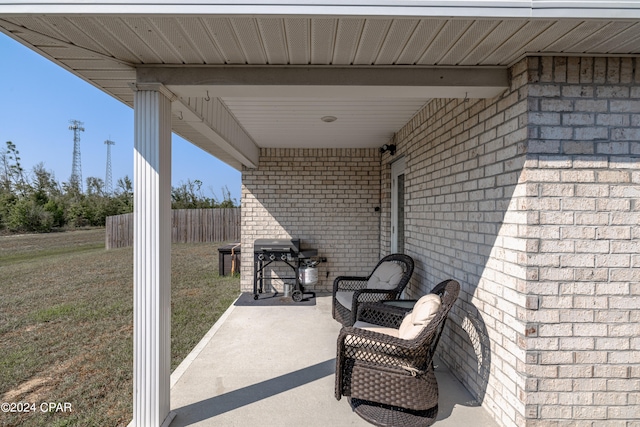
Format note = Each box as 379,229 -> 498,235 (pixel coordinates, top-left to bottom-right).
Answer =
335,279 -> 460,427
332,253 -> 414,327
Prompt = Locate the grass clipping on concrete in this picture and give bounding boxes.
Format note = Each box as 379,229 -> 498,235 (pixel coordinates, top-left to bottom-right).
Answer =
0,229 -> 240,427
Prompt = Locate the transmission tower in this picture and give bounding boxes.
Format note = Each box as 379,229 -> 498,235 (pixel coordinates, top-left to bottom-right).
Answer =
104,139 -> 115,194
68,119 -> 85,191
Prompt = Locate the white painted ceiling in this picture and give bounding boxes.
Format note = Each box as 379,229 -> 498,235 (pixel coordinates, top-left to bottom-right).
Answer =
220,97 -> 431,149
1,11 -> 639,168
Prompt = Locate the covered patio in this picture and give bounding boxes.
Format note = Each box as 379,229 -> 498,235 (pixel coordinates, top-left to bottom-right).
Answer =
1,2 -> 639,426
167,293 -> 498,427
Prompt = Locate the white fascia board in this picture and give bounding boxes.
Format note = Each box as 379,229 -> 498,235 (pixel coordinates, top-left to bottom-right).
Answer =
2,0 -> 639,19
4,1 -> 640,19
0,1 -> 530,18
532,1 -> 640,18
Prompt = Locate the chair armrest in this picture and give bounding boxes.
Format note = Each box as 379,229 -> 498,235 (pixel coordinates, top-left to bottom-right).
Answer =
339,325 -> 405,350
337,325 -> 432,367
356,302 -> 409,329
333,276 -> 369,293
336,325 -> 417,400
350,288 -> 400,317
353,288 -> 399,302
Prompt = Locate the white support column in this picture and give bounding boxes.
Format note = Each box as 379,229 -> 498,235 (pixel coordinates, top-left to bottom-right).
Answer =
132,84 -> 175,427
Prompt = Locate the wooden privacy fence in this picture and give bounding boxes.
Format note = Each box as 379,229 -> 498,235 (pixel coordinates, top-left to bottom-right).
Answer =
105,208 -> 241,249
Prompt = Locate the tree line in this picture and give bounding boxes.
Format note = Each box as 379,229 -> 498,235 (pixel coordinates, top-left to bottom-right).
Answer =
0,141 -> 237,233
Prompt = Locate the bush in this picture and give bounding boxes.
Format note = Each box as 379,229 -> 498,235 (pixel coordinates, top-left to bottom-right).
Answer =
44,199 -> 65,228
7,198 -> 54,233
0,192 -> 17,230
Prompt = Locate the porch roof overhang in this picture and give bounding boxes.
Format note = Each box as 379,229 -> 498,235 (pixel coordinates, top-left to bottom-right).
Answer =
1,2 -> 640,170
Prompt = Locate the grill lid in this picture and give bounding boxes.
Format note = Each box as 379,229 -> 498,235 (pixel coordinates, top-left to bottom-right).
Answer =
253,239 -> 300,254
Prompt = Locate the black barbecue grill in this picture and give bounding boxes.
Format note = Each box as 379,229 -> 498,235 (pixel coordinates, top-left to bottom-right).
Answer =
253,238 -> 317,302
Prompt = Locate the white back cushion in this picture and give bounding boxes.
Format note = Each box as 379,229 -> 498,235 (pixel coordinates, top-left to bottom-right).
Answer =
398,294 -> 442,340
366,262 -> 404,290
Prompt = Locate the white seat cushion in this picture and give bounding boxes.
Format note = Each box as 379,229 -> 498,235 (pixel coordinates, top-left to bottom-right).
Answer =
349,322 -> 400,355
335,291 -> 355,311
353,320 -> 400,338
366,262 -> 404,290
398,294 -> 442,340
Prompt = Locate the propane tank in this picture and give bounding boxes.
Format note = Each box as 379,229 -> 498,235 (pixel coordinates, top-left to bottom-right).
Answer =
298,261 -> 319,286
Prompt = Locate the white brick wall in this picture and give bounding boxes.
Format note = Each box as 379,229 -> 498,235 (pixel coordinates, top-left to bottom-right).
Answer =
381,56 -> 639,426
524,56 -> 640,426
385,59 -> 531,426
241,148 -> 381,293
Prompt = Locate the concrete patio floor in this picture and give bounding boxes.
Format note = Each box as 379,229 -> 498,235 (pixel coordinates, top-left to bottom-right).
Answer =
168,293 -> 498,427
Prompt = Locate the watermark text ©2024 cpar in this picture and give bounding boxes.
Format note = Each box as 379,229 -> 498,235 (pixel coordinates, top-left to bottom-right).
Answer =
1,402 -> 73,414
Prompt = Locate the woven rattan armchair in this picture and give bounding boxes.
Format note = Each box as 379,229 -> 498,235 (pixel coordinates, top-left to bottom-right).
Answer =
335,279 -> 460,427
332,253 -> 414,327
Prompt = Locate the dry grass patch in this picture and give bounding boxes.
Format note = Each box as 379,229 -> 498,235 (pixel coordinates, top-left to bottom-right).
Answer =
0,229 -> 240,426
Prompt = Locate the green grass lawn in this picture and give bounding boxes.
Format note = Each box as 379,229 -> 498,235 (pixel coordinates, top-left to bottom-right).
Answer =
0,229 -> 240,427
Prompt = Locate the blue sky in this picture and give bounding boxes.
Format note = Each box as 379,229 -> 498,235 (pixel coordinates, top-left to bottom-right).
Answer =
0,34 -> 242,203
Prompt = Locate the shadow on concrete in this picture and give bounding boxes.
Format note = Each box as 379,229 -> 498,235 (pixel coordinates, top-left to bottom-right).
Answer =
172,359 -> 335,426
